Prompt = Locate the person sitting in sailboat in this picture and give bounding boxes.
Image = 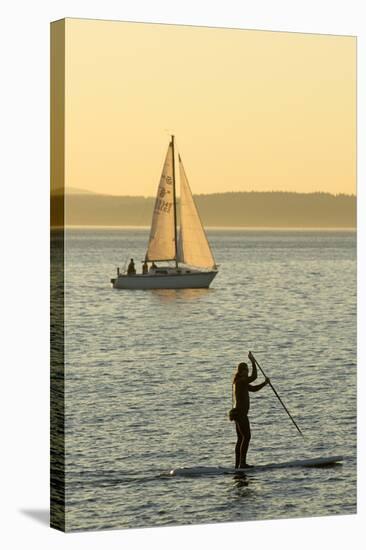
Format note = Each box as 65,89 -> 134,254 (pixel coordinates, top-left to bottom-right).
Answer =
150,261 -> 157,271
142,260 -> 148,274
127,258 -> 136,275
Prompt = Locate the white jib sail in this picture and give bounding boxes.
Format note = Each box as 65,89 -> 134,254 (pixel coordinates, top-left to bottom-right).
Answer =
146,142 -> 176,261
177,155 -> 216,269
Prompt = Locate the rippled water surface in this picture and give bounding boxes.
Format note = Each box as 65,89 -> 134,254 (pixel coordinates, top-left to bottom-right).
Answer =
64,228 -> 356,531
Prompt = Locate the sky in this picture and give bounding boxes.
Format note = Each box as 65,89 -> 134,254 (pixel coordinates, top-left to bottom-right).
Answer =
64,19 -> 356,197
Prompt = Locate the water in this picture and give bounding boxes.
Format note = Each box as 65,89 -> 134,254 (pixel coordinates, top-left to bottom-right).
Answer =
63,228 -> 356,531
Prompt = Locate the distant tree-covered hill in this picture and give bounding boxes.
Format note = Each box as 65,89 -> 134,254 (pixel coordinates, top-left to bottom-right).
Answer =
51,191 -> 356,228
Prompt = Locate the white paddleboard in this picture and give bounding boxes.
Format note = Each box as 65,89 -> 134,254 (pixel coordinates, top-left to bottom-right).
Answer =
169,455 -> 343,477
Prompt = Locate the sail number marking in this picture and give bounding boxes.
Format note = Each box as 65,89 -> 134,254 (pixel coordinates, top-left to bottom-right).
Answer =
154,197 -> 172,214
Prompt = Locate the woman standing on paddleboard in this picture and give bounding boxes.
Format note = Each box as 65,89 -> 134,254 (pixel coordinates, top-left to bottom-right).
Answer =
230,351 -> 270,468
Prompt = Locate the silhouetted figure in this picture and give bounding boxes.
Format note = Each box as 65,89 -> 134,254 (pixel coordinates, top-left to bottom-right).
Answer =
230,351 -> 270,468
150,261 -> 157,271
142,260 -> 148,274
127,258 -> 136,275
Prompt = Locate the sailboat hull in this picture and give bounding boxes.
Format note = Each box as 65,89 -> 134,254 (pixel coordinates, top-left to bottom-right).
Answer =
111,270 -> 217,289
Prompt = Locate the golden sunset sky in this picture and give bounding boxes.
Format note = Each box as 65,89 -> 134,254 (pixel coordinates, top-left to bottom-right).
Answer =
64,18 -> 356,196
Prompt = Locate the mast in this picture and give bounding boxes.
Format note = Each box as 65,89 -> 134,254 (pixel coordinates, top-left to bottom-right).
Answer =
171,135 -> 178,268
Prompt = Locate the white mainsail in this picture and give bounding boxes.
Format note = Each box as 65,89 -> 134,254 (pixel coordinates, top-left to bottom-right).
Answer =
146,142 -> 176,261
177,155 -> 216,269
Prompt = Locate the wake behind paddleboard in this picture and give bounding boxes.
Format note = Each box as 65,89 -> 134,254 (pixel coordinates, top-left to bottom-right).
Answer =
169,455 -> 343,477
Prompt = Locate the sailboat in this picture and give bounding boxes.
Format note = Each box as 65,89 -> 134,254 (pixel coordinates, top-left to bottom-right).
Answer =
111,136 -> 218,289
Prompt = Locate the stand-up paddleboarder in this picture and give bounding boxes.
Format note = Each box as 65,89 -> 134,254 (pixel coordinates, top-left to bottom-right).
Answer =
230,351 -> 270,468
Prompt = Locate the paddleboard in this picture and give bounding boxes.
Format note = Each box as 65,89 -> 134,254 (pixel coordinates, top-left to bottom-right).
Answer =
169,455 -> 343,477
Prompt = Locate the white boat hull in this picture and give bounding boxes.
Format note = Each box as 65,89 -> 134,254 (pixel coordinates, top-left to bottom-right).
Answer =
111,269 -> 217,289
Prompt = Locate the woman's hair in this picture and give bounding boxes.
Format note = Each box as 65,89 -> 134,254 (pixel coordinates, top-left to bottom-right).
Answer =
233,362 -> 248,384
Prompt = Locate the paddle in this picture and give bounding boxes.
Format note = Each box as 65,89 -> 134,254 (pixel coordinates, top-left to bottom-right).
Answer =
250,352 -> 305,439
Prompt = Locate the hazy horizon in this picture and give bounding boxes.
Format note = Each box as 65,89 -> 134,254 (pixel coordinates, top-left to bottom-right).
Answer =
63,19 -> 356,197
51,190 -> 356,228
60,186 -> 356,198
